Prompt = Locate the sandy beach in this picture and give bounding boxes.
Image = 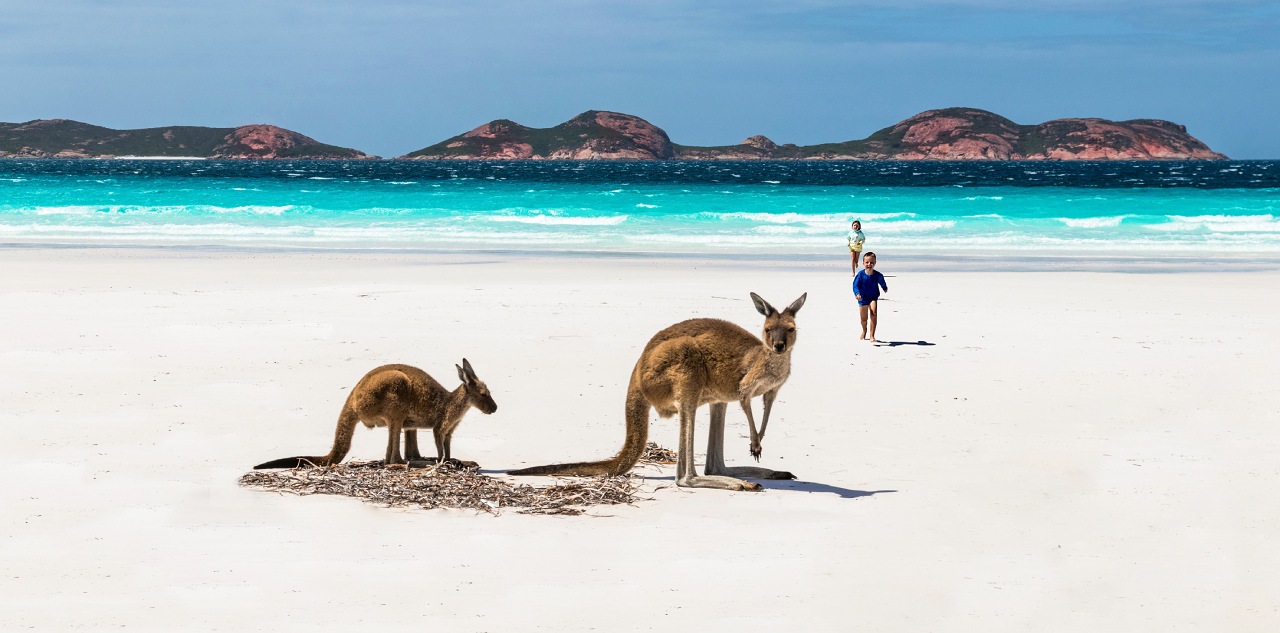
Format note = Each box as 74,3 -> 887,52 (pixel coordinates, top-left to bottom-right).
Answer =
2,246 -> 1278,631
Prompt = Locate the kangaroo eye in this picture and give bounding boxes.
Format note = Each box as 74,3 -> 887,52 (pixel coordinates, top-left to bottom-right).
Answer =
787,327 -> 795,332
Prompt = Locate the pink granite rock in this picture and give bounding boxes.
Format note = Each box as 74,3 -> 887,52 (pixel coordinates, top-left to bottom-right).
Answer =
742,135 -> 778,150
212,125 -> 372,159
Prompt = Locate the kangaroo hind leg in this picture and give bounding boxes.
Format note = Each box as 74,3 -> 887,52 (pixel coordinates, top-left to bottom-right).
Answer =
434,425 -> 479,470
405,429 -> 429,462
405,429 -> 446,468
677,401 -> 761,492
383,417 -> 407,467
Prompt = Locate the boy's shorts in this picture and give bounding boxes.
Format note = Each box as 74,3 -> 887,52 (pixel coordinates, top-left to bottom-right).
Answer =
857,295 -> 877,307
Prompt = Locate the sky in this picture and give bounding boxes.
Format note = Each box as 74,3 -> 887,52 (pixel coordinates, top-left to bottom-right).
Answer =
2,0 -> 1277,158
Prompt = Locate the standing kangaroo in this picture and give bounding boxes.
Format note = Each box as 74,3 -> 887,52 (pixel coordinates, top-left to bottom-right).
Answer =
509,292 -> 806,491
254,359 -> 497,470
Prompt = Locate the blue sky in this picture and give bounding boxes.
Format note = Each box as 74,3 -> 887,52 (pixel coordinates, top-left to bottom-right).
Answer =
2,0 -> 1277,157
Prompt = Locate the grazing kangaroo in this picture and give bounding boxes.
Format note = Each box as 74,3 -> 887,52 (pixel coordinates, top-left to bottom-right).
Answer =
509,292 -> 805,491
254,359 -> 497,470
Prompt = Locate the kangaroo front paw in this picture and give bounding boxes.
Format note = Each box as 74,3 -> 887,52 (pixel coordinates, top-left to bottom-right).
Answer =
768,470 -> 796,480
739,481 -> 764,492
749,442 -> 762,462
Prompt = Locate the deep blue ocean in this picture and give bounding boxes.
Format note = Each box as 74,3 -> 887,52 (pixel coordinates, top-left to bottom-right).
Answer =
1,159 -> 1277,256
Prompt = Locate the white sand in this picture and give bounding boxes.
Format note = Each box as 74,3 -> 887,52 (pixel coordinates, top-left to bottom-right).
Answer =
1,248 -> 1278,631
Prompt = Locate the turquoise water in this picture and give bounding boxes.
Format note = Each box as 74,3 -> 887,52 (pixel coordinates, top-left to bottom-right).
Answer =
1,159 -> 1277,255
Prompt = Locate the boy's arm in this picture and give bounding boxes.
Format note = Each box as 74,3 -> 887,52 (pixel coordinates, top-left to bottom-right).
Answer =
879,273 -> 888,292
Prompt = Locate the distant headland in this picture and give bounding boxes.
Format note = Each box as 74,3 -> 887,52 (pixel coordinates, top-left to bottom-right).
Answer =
0,120 -> 373,159
406,108 -> 1226,161
2,108 -> 1227,160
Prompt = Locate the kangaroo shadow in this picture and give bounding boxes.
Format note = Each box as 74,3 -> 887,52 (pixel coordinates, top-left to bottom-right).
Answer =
634,473 -> 894,499
873,340 -> 935,347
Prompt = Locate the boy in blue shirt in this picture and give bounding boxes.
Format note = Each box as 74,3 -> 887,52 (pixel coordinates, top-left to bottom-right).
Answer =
853,251 -> 888,342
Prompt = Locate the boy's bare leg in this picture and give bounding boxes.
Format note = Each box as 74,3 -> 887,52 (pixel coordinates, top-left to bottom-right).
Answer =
868,300 -> 879,342
858,304 -> 869,339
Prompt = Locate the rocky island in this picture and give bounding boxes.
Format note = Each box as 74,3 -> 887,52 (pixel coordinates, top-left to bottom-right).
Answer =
402,111 -> 677,160
2,108 -> 1226,161
402,108 -> 1226,161
0,119 -> 373,159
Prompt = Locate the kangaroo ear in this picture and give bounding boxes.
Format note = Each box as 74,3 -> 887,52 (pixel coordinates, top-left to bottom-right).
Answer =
462,358 -> 477,382
750,292 -> 776,316
785,292 -> 808,315
456,363 -> 468,384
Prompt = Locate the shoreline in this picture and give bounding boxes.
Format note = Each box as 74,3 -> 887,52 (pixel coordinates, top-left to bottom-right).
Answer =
6,241 -> 1280,272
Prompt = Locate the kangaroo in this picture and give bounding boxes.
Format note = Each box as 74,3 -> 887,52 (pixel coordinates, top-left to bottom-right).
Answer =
509,292 -> 805,491
254,359 -> 497,470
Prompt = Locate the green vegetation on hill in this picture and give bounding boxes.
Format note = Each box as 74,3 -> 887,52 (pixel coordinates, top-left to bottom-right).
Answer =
1,120 -> 229,157
403,119 -> 531,158
270,141 -> 365,159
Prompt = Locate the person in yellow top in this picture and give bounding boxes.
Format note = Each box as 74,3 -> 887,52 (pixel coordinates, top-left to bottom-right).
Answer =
846,220 -> 865,275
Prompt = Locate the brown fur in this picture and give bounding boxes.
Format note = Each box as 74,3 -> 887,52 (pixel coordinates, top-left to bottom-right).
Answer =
509,292 -> 805,491
254,359 -> 497,469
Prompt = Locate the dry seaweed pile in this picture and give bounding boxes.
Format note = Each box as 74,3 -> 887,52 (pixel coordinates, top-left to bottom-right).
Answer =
238,460 -> 644,516
640,441 -> 678,465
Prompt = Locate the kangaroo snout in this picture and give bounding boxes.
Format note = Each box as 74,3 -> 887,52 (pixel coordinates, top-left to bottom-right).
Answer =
765,327 -> 792,353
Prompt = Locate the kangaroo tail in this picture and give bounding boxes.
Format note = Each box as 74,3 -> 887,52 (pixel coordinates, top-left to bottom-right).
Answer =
254,405 -> 360,469
508,379 -> 650,477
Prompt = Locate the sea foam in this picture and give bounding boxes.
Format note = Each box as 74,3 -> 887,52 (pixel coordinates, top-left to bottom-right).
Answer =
1155,214 -> 1280,233
1057,216 -> 1131,228
488,214 -> 628,226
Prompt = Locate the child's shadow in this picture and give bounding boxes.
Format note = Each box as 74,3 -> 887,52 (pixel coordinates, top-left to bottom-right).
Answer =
873,340 -> 935,347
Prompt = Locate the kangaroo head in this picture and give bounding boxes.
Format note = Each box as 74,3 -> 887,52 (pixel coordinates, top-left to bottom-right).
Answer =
456,358 -> 498,414
750,292 -> 807,354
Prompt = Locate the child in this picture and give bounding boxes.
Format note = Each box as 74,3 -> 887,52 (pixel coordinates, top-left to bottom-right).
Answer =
852,251 -> 888,342
846,220 -> 865,276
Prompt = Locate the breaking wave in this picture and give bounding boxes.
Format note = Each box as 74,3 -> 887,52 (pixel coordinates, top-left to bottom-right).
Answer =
1056,216 -> 1132,228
